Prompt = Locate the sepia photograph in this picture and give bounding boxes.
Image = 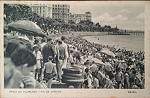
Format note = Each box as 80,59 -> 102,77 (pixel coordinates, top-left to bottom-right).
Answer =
3,2 -> 145,89
1,1 -> 150,98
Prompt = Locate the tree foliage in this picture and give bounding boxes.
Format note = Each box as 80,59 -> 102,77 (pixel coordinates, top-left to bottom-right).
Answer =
4,4 -> 119,33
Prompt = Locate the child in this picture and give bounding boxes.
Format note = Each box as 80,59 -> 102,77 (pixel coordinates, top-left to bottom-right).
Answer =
43,56 -> 56,88
33,44 -> 43,82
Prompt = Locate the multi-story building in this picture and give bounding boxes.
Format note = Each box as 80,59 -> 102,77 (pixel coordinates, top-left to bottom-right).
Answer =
30,4 -> 52,18
30,4 -> 70,23
69,13 -> 77,23
52,4 -> 70,23
85,12 -> 92,21
69,12 -> 92,23
74,14 -> 86,23
30,4 -> 91,24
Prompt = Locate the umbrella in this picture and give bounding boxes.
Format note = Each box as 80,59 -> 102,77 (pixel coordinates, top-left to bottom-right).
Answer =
100,48 -> 116,57
91,58 -> 106,65
8,20 -> 46,37
85,56 -> 106,65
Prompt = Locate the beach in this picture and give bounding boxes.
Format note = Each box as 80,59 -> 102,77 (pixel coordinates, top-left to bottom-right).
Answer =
83,34 -> 144,52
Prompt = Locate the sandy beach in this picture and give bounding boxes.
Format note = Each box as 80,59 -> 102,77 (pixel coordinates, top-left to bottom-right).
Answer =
56,31 -> 144,52
83,34 -> 144,52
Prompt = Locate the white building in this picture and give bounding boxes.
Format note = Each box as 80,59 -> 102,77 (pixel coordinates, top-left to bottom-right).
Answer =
85,12 -> 92,21
52,4 -> 70,23
69,12 -> 92,23
30,4 -> 52,18
30,4 -> 70,23
30,4 -> 91,24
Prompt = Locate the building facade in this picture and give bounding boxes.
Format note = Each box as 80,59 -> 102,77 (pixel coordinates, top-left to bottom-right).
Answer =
30,4 -> 52,18
52,4 -> 70,23
30,4 -> 91,24
85,12 -> 92,21
69,12 -> 92,23
30,4 -> 70,23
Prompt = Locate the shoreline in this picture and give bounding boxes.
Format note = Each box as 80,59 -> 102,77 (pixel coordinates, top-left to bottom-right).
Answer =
82,36 -> 144,53
71,31 -> 108,37
48,31 -> 144,52
65,36 -> 144,53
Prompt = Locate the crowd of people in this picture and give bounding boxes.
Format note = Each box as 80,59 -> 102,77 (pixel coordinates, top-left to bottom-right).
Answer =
4,31 -> 145,89
64,36 -> 145,89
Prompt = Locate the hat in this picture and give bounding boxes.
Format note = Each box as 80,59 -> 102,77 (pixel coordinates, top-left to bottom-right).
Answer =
33,44 -> 39,48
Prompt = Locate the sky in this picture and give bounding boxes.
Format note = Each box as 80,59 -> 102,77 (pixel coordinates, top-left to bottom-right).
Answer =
67,2 -> 144,31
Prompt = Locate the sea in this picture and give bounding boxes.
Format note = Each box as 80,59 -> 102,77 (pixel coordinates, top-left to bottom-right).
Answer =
83,34 -> 144,52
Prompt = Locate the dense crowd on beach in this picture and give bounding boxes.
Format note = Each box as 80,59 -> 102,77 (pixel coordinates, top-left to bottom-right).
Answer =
4,32 -> 145,89
65,36 -> 145,89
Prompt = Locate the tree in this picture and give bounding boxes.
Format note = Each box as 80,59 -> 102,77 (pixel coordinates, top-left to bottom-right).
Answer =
4,4 -> 32,23
79,20 -> 93,26
95,22 -> 101,27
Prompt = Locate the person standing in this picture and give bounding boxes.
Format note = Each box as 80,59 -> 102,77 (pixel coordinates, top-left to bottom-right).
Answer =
60,36 -> 69,68
40,37 -> 47,49
55,37 -> 68,82
124,72 -> 130,89
115,68 -> 124,89
42,38 -> 56,64
83,68 -> 93,88
43,56 -> 56,88
33,45 -> 43,82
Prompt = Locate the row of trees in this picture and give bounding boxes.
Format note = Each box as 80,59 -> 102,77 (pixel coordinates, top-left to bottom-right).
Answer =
4,4 -> 119,33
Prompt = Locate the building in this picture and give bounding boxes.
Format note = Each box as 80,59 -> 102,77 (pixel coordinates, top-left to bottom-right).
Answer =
74,14 -> 86,23
30,4 -> 52,18
52,4 -> 70,23
69,12 -> 92,23
69,13 -> 77,23
30,4 -> 91,24
30,4 -> 70,23
85,12 -> 92,21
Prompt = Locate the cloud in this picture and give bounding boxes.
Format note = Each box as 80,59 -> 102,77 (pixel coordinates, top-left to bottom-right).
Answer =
136,12 -> 144,19
97,13 -> 115,22
119,9 -> 130,14
93,12 -> 128,23
92,12 -> 144,30
115,14 -> 128,21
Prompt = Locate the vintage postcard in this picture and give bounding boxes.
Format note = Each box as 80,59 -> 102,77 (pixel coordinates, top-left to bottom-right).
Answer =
0,1 -> 150,98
